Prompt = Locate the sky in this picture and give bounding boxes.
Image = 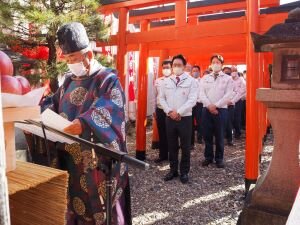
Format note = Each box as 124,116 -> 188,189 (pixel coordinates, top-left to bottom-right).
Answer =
280,0 -> 298,4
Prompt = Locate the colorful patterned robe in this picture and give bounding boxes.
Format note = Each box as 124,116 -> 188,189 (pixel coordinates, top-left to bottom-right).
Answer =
40,66 -> 131,225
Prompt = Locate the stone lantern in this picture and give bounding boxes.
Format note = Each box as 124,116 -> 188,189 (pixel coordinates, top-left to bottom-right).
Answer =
238,8 -> 300,225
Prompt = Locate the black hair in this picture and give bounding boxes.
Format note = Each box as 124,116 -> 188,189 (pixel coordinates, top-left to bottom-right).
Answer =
210,54 -> 224,64
171,54 -> 187,66
222,66 -> 231,72
203,70 -> 210,75
192,65 -> 201,71
162,59 -> 172,66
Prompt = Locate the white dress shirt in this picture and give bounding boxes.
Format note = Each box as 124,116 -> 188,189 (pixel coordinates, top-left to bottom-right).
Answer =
154,76 -> 167,110
200,71 -> 234,109
241,77 -> 247,100
195,77 -> 202,103
159,72 -> 198,117
230,76 -> 246,104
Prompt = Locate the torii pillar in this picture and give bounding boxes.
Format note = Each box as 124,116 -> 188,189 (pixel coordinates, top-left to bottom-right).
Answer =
152,49 -> 170,150
244,0 -> 260,193
116,7 -> 128,88
136,20 -> 150,160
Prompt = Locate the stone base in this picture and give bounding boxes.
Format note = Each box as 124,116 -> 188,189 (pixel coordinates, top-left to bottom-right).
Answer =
238,206 -> 288,225
237,191 -> 289,225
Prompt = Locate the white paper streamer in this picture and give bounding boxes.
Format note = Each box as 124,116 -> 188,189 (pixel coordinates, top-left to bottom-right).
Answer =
2,87 -> 46,108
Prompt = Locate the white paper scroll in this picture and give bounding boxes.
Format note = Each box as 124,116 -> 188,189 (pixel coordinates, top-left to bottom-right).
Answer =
41,109 -> 73,132
15,109 -> 77,144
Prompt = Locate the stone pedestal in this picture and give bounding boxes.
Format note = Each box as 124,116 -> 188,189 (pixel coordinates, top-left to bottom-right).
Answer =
238,89 -> 300,225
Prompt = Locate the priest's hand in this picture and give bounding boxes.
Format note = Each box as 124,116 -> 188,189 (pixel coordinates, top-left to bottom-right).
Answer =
63,119 -> 83,135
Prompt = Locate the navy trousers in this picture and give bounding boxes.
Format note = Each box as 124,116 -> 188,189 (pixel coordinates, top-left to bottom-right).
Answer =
166,116 -> 192,175
191,102 -> 203,145
156,107 -> 169,160
241,100 -> 246,130
225,105 -> 235,143
234,100 -> 243,138
202,108 -> 228,163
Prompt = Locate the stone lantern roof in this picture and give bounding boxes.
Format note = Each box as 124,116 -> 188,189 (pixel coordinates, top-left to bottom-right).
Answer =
251,8 -> 300,52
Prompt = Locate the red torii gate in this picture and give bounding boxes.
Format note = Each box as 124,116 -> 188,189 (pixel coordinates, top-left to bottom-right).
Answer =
98,0 -> 290,190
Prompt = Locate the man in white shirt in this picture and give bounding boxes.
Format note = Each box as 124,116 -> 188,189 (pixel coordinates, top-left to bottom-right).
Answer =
185,63 -> 192,76
225,71 -> 246,145
222,67 -> 234,146
200,54 -> 234,168
159,54 -> 198,184
223,66 -> 232,76
191,65 -> 204,146
153,60 -> 172,163
232,72 -> 246,139
241,70 -> 247,130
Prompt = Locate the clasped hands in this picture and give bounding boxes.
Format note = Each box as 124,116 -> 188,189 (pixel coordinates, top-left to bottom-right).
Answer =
168,110 -> 181,121
207,104 -> 219,115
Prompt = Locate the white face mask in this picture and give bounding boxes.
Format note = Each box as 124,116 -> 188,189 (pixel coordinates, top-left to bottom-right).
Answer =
231,72 -> 238,79
173,67 -> 184,76
193,72 -> 200,78
211,63 -> 222,73
162,69 -> 172,77
68,62 -> 88,77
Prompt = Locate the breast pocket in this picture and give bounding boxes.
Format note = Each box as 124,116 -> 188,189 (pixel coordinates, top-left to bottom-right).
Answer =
164,83 -> 175,99
203,80 -> 214,92
178,83 -> 191,97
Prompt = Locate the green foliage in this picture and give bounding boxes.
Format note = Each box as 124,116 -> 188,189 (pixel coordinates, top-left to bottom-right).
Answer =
94,53 -> 115,68
0,0 -> 111,91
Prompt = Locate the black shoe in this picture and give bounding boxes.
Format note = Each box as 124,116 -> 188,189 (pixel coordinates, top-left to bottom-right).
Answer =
227,142 -> 234,146
164,171 -> 179,181
180,174 -> 189,184
154,158 -> 167,163
202,159 -> 213,167
216,161 -> 225,168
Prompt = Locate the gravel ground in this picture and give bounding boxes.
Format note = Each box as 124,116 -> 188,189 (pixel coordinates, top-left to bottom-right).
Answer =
126,125 -> 274,225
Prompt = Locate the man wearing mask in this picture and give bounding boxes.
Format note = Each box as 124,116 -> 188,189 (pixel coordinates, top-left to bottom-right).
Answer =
241,70 -> 247,130
153,60 -> 172,163
222,67 -> 232,76
160,54 -> 198,184
231,72 -> 246,139
41,22 -> 131,225
185,63 -> 192,76
200,54 -> 234,168
225,71 -> 244,146
191,65 -> 204,146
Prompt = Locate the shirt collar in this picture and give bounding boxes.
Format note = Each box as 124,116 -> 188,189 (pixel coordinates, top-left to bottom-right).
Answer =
89,59 -> 103,76
176,72 -> 188,80
209,71 -> 226,77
